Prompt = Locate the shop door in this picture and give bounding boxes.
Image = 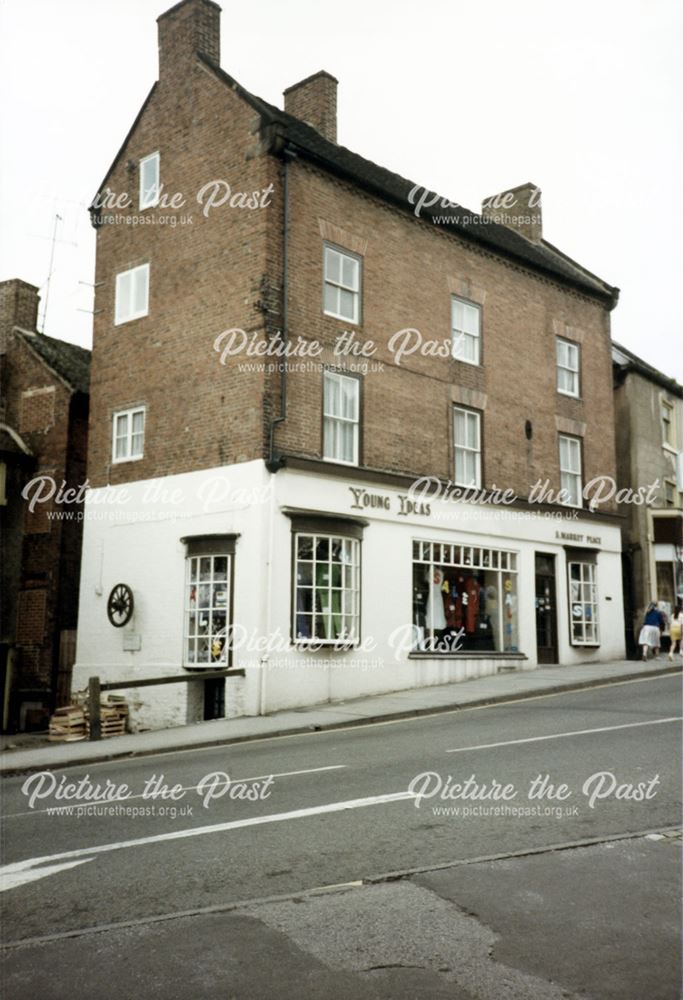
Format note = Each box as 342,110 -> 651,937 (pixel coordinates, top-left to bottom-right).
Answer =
535,554 -> 558,664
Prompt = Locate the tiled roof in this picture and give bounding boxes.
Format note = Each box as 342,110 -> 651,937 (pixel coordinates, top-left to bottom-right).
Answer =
612,340 -> 683,398
200,56 -> 619,308
18,331 -> 90,395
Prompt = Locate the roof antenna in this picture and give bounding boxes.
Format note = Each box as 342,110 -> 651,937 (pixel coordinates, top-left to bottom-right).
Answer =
40,213 -> 63,334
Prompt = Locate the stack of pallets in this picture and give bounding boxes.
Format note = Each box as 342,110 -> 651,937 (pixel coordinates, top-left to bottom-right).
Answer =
85,696 -> 129,739
48,706 -> 87,742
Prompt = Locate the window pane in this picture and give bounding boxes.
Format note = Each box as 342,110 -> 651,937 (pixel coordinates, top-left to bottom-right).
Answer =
324,283 -> 338,315
116,271 -> 132,322
132,410 -> 144,434
341,377 -> 358,419
341,255 -> 358,289
466,412 -> 479,449
133,267 -> 148,314
454,409 -> 466,445
463,304 -> 479,335
452,299 -> 464,331
323,417 -> 336,459
455,450 -> 466,483
339,421 -> 355,463
339,288 -> 355,320
325,248 -> 340,283
141,155 -> 159,206
297,536 -> 313,560
324,373 -> 340,416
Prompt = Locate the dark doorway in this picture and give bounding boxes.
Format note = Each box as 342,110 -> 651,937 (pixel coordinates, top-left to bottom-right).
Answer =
535,553 -> 558,664
203,678 -> 225,720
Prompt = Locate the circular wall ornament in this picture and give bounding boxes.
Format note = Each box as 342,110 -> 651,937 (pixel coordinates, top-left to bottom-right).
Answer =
107,584 -> 134,627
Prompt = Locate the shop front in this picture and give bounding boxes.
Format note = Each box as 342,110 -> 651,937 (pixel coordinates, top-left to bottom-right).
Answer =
73,460 -> 626,730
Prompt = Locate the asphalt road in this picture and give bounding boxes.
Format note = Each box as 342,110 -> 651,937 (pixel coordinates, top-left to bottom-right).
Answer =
1,673 -> 681,998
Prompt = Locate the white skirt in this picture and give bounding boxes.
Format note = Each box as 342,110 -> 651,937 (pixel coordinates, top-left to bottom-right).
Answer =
638,625 -> 660,647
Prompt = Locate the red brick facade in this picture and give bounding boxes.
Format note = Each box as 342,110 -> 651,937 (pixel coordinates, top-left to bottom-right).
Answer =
88,0 -> 618,516
0,279 -> 89,730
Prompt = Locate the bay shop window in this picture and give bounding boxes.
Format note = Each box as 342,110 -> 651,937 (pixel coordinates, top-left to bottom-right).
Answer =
412,541 -> 519,653
289,514 -> 364,645
182,535 -> 237,667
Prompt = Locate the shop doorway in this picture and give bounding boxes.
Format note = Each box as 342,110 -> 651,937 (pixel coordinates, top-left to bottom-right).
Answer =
535,554 -> 558,664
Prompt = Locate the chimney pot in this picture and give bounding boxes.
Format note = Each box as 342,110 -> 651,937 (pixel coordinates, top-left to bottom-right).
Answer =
283,71 -> 338,143
481,182 -> 543,243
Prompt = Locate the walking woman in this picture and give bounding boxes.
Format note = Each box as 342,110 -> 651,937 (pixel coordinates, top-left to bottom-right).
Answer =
638,602 -> 666,661
669,604 -> 683,661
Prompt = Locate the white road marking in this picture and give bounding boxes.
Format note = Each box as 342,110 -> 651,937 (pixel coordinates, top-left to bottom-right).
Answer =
445,716 -> 683,753
0,791 -> 414,892
2,764 -> 347,821
0,858 -> 93,893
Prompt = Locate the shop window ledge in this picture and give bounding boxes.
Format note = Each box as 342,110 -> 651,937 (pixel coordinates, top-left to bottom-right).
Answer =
408,652 -> 528,660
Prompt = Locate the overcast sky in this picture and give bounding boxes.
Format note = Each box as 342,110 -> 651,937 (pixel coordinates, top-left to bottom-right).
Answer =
1,0 -> 681,381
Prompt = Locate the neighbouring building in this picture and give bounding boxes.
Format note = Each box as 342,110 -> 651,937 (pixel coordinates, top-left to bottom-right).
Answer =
73,0 -> 625,731
612,341 -> 683,652
0,278 -> 90,731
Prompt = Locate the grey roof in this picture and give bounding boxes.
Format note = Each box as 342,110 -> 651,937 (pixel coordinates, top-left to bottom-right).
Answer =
612,340 -> 683,399
199,56 -> 619,308
18,331 -> 90,395
91,54 -> 619,308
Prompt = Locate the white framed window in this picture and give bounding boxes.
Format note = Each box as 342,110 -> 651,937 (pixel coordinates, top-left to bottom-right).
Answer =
115,263 -> 149,325
661,400 -> 674,447
112,406 -> 145,463
139,152 -> 160,209
323,370 -> 360,465
294,533 -> 360,644
185,553 -> 231,666
568,560 -> 599,645
664,480 -> 676,507
451,298 -> 481,365
323,244 -> 361,323
559,434 -> 582,507
556,338 -> 580,397
412,540 -> 519,653
453,406 -> 481,488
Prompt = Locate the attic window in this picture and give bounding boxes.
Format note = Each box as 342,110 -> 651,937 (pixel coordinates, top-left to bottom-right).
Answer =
139,152 -> 160,210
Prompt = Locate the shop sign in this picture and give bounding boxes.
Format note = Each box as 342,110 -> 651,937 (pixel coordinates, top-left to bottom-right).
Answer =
349,486 -> 431,518
555,531 -> 601,545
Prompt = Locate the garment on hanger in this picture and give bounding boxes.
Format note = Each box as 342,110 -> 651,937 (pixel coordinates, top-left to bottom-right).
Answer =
426,567 -> 447,630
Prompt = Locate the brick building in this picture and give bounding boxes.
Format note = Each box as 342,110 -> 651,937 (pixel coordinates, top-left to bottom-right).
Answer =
612,342 -> 683,652
74,0 -> 625,730
0,278 -> 90,731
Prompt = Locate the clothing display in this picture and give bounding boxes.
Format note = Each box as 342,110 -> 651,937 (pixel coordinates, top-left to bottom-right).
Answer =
425,568 -> 447,629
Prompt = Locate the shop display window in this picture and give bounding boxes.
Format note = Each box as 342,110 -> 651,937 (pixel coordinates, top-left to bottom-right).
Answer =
568,560 -> 599,645
294,533 -> 360,644
412,540 -> 519,653
185,554 -> 231,665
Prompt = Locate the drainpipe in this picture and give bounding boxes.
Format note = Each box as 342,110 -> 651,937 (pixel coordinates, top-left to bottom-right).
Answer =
266,147 -> 296,472
260,146 -> 295,713
259,477 -> 277,716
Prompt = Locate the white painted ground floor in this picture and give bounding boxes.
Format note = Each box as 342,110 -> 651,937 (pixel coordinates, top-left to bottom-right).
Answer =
73,460 -> 626,730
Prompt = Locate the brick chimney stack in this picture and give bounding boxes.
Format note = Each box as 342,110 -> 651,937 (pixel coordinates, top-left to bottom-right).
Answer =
283,71 -> 338,143
157,0 -> 221,80
481,182 -> 543,243
0,279 -> 40,343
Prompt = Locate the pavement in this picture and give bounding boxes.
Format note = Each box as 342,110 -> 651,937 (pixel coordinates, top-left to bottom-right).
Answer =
1,655 -> 681,775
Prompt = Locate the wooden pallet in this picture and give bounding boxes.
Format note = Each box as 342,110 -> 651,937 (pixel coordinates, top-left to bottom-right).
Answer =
48,706 -> 87,742
84,700 -> 129,739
